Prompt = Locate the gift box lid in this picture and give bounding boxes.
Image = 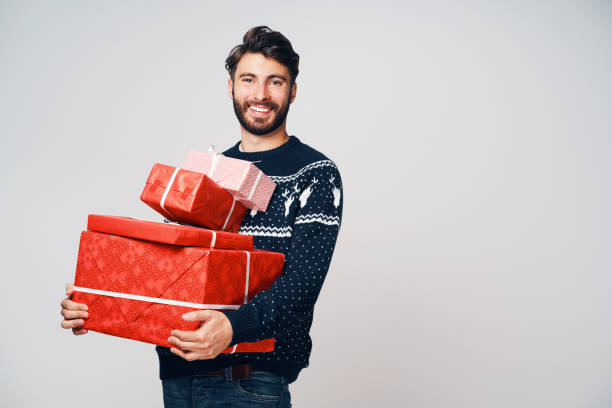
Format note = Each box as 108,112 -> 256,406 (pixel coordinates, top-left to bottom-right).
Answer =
87,215 -> 252,250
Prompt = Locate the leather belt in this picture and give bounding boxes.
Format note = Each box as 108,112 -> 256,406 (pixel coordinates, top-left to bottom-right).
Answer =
206,363 -> 252,379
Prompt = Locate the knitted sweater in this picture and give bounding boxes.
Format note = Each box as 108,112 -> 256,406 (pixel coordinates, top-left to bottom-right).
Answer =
156,136 -> 343,383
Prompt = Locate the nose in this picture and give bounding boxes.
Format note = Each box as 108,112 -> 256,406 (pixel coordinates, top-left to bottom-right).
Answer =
253,82 -> 269,102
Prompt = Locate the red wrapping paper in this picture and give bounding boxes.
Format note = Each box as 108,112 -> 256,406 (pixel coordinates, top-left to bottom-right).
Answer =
87,214 -> 253,250
72,230 -> 284,352
140,163 -> 246,233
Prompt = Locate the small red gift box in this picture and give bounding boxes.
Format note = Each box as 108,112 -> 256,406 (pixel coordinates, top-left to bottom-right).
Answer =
140,163 -> 246,233
72,218 -> 283,353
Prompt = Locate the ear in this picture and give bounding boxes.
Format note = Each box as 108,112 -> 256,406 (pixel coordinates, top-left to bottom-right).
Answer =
227,78 -> 234,99
290,82 -> 297,104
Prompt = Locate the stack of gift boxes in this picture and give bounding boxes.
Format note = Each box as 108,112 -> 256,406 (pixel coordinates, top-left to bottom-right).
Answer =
72,150 -> 280,353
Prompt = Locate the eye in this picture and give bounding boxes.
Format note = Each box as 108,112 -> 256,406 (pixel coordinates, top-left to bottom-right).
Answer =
242,78 -> 253,83
270,80 -> 282,86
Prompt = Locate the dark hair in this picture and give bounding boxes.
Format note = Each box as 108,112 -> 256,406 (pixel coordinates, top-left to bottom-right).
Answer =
225,26 -> 299,85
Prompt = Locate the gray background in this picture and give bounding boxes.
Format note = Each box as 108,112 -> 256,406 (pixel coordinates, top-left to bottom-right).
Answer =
1,1 -> 611,407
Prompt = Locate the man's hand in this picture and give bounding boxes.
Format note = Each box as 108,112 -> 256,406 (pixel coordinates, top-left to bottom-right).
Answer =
60,283 -> 89,335
168,310 -> 233,361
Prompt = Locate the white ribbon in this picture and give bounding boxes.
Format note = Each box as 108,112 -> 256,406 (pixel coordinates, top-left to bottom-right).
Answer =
72,286 -> 241,310
230,250 -> 250,354
208,154 -> 221,178
73,251 -> 252,311
221,197 -> 237,231
247,171 -> 263,201
243,251 -> 250,304
210,230 -> 216,248
159,167 -> 180,219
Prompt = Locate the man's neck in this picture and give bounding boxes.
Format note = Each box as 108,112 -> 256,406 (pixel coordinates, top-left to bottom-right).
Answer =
240,126 -> 290,153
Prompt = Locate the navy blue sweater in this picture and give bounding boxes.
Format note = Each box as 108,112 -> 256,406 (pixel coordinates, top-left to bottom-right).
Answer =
156,136 -> 343,383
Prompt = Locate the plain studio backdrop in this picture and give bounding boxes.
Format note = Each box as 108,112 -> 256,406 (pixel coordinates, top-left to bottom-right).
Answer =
1,1 -> 611,407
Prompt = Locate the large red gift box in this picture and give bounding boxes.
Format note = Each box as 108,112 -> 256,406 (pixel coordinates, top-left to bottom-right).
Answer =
140,163 -> 247,233
72,217 -> 283,353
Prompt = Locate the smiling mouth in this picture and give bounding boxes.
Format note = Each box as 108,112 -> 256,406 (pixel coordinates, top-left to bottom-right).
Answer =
248,104 -> 272,113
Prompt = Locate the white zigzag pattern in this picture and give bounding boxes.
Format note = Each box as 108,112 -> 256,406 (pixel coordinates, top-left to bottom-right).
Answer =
270,160 -> 336,183
239,225 -> 293,237
295,213 -> 340,226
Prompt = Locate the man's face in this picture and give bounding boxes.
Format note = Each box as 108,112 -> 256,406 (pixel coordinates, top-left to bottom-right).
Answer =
229,52 -> 296,136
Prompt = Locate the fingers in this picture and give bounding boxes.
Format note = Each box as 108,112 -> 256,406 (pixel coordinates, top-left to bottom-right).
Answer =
170,347 -> 192,360
60,308 -> 89,320
170,347 -> 217,362
61,318 -> 85,329
171,310 -> 217,341
61,283 -> 89,334
61,298 -> 88,312
168,336 -> 203,351
181,310 -> 214,322
170,329 -> 201,343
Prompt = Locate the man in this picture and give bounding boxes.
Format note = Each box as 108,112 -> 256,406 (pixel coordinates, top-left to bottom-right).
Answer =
61,26 -> 343,407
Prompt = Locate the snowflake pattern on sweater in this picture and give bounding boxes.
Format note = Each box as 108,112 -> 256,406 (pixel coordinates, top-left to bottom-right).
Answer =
156,136 -> 343,383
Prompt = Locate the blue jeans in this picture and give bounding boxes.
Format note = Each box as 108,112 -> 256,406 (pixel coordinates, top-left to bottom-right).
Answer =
161,369 -> 292,407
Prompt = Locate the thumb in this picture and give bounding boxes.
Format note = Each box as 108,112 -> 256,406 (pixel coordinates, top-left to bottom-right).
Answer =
182,310 -> 213,322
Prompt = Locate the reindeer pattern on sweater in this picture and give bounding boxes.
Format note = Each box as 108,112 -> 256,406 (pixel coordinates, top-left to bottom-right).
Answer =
241,160 -> 342,238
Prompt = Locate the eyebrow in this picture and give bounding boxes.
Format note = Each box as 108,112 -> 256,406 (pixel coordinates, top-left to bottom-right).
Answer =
238,73 -> 288,81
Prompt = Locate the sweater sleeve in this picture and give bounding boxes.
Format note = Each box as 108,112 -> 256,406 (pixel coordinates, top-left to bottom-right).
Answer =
224,163 -> 343,344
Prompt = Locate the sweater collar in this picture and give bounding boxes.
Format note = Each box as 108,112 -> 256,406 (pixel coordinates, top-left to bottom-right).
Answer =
227,135 -> 300,162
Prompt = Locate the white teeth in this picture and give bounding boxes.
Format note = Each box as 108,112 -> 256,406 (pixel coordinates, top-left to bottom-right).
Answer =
250,105 -> 270,113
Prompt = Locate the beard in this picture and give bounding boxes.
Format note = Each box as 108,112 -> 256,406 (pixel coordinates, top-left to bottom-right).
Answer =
232,90 -> 291,136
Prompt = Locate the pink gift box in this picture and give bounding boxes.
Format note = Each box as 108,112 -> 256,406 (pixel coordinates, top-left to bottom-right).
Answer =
183,150 -> 276,212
